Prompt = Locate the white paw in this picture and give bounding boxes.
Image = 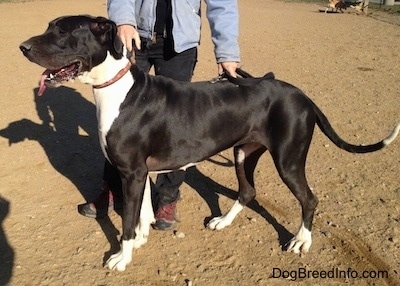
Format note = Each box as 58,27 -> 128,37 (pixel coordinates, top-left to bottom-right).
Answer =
132,234 -> 148,249
105,240 -> 134,271
286,223 -> 312,254
207,215 -> 232,230
105,250 -> 131,271
132,217 -> 154,249
286,237 -> 312,254
207,200 -> 244,230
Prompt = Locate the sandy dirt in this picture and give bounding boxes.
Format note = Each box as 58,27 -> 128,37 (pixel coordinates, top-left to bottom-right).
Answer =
0,0 -> 399,285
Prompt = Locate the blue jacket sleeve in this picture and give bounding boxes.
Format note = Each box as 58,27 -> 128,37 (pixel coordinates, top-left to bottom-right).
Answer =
107,0 -> 137,27
205,0 -> 240,63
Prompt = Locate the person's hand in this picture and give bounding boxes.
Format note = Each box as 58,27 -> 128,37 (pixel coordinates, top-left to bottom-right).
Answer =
218,62 -> 239,77
117,24 -> 141,52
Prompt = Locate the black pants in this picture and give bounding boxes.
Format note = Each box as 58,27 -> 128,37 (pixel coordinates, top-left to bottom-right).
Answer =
103,35 -> 197,207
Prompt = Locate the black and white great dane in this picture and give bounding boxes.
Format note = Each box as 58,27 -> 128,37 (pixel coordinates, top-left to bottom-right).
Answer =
20,15 -> 399,271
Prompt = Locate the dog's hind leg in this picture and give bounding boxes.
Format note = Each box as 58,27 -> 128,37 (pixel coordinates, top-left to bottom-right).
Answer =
207,143 -> 266,230
270,143 -> 318,254
283,176 -> 318,254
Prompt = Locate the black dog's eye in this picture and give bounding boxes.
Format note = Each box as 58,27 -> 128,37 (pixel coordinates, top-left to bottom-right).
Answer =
56,26 -> 67,35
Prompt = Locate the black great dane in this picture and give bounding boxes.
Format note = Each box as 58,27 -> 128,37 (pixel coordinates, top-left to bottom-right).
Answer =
20,15 -> 399,271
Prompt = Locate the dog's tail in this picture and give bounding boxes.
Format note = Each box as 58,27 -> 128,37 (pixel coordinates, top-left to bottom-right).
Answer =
313,102 -> 399,153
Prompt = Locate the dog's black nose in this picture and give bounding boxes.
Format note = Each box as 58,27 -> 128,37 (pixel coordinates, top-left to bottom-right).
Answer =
19,42 -> 32,53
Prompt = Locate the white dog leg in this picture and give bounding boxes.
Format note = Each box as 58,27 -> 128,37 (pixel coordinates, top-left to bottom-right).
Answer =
286,222 -> 312,254
132,175 -> 155,249
207,200 -> 244,230
105,239 -> 134,271
106,175 -> 155,271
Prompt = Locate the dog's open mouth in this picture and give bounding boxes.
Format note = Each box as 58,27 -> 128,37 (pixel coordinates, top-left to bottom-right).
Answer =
38,61 -> 81,96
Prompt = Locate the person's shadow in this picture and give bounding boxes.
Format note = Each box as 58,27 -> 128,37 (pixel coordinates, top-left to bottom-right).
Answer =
0,196 -> 13,286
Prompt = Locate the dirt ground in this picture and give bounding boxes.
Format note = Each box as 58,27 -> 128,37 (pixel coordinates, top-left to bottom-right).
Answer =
0,0 -> 399,285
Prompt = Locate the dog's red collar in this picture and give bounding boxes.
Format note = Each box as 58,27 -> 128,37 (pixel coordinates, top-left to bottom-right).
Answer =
92,61 -> 132,89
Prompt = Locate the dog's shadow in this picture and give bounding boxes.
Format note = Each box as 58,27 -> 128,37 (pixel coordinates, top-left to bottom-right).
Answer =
185,163 -> 293,247
0,87 -> 103,200
0,87 -> 121,258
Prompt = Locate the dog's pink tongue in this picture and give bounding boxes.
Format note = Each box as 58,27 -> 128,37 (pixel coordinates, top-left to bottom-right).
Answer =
38,70 -> 50,96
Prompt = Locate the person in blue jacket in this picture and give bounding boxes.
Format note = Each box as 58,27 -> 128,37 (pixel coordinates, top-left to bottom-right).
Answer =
78,0 -> 241,230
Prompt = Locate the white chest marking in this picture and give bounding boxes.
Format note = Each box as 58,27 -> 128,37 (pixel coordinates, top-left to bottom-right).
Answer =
78,52 -> 134,160
93,78 -> 132,160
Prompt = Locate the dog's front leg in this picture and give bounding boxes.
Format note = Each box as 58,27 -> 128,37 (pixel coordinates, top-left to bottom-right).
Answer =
105,173 -> 147,271
133,175 -> 155,249
106,239 -> 135,272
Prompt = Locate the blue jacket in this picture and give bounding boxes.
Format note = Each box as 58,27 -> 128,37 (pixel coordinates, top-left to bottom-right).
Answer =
107,0 -> 240,63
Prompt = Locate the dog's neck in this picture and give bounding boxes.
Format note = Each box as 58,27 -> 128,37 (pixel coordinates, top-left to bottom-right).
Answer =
78,50 -> 132,87
92,61 -> 132,89
82,50 -> 135,161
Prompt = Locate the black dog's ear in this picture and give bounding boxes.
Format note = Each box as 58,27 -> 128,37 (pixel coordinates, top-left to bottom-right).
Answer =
90,17 -> 124,59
